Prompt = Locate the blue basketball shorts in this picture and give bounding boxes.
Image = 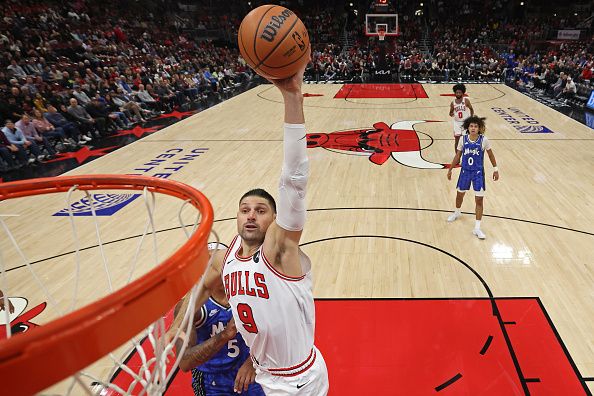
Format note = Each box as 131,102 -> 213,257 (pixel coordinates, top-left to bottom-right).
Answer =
456,169 -> 486,196
192,369 -> 265,396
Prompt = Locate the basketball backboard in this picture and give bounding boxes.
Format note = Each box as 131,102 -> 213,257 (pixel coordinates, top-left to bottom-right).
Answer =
365,14 -> 399,37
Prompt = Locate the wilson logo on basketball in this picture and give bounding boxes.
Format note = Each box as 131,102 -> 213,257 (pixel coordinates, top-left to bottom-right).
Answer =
239,5 -> 309,79
260,9 -> 295,42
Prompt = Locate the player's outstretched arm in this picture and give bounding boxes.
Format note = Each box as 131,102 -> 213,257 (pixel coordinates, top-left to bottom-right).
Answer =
265,46 -> 309,124
168,250 -> 226,341
265,48 -> 310,277
449,102 -> 454,117
177,318 -> 237,372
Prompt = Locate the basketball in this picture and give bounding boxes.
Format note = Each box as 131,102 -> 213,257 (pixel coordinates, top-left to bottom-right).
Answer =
238,5 -> 310,79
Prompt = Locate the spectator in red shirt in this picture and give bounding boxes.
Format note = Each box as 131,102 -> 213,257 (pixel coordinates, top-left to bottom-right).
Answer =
581,65 -> 592,82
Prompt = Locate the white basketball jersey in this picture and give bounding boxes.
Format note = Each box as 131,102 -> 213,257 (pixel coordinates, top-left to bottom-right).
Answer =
221,235 -> 315,373
452,98 -> 471,122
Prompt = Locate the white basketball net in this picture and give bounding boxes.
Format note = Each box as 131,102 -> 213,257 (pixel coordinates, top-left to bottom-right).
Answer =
0,184 -> 217,395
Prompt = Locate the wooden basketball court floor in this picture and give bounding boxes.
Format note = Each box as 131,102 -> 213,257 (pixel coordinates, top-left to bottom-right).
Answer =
1,83 -> 592,394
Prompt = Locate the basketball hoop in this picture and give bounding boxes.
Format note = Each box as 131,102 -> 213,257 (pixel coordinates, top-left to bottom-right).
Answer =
0,175 -> 214,395
378,28 -> 386,41
366,17 -> 396,40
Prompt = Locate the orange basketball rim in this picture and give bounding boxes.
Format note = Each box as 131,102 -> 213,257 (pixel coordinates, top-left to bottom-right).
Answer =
0,175 -> 214,395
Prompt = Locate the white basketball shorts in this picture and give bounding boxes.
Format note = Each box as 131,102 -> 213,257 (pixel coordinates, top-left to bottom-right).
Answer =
254,347 -> 329,396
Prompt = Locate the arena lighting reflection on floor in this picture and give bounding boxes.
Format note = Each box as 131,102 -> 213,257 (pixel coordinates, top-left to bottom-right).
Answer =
490,243 -> 534,266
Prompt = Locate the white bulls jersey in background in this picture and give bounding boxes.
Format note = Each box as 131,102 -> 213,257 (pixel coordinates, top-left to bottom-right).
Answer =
221,234 -> 316,375
452,97 -> 472,136
452,98 -> 471,122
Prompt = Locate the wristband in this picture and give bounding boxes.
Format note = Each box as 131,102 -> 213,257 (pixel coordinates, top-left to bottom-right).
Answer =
493,167 -> 498,172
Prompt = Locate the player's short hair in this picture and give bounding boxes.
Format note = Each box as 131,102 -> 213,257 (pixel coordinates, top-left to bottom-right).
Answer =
453,83 -> 466,94
239,189 -> 277,213
463,116 -> 486,134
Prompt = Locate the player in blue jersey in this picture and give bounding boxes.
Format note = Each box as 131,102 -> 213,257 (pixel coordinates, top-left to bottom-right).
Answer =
446,116 -> 499,239
175,245 -> 265,396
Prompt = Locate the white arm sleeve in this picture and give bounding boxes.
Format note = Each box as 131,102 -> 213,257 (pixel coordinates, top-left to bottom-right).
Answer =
276,123 -> 309,231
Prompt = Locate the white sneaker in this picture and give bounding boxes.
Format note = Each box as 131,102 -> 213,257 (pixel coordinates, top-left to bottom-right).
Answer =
473,229 -> 486,239
82,135 -> 93,141
447,212 -> 461,222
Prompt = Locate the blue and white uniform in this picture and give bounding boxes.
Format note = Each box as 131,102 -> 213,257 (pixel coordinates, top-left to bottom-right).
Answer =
191,297 -> 264,396
456,134 -> 491,196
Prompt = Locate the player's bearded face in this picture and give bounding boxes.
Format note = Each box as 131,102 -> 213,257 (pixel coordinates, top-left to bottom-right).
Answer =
455,90 -> 463,99
237,197 -> 275,244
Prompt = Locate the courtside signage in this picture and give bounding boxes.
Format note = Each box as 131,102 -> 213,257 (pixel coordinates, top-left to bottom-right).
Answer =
491,107 -> 554,133
53,193 -> 140,216
54,147 -> 208,216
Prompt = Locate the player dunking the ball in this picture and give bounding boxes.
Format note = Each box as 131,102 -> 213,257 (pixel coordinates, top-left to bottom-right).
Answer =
446,116 -> 499,239
172,48 -> 329,395
449,83 -> 474,153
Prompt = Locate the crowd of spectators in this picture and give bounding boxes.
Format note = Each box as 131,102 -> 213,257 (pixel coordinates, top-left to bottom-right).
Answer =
305,0 -> 593,108
0,0 -> 253,172
1,0 -> 593,173
305,16 -> 507,84
503,38 -> 594,103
